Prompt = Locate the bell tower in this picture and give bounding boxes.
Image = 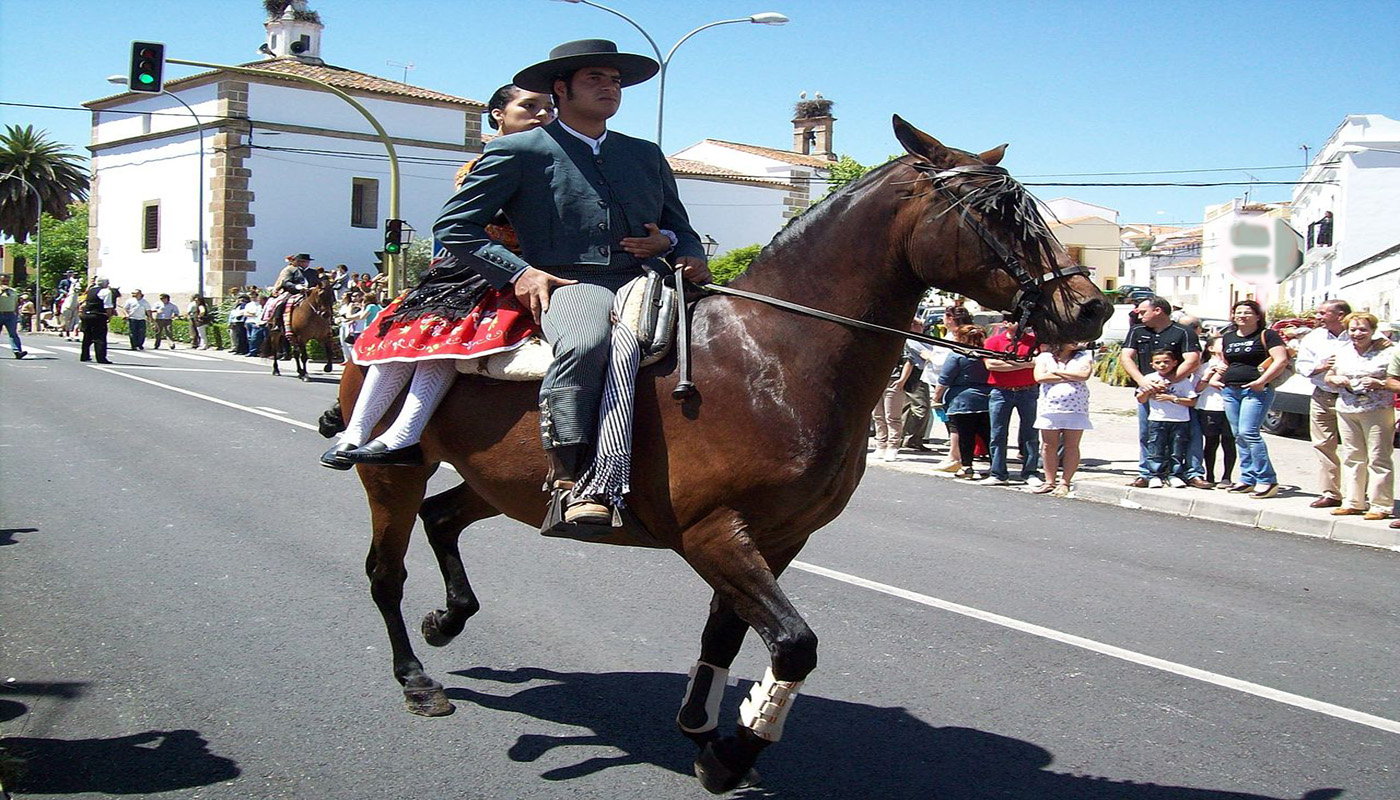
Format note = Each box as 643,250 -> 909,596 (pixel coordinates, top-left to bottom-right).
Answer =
263,1 -> 325,64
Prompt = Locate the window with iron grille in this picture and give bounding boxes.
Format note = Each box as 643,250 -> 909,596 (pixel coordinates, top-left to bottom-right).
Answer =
142,201 -> 160,251
351,177 -> 379,228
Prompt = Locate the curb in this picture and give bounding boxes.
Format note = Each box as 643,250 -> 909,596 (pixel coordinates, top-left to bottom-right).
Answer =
1066,478 -> 1399,551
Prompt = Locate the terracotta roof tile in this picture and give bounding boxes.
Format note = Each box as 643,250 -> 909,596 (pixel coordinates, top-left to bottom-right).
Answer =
668,157 -> 797,189
700,139 -> 834,168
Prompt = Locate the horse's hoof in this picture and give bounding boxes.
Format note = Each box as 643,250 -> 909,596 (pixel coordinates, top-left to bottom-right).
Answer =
694,741 -> 761,794
299,374 -> 309,382
323,364 -> 333,372
421,610 -> 455,647
403,684 -> 454,717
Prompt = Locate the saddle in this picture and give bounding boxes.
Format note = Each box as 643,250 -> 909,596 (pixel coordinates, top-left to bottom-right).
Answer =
455,271 -> 678,380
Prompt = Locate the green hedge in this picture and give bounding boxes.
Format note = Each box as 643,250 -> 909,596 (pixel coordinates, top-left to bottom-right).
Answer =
111,300 -> 341,362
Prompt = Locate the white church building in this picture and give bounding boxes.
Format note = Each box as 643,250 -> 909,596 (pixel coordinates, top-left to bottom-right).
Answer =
84,3 -> 484,301
84,1 -> 836,302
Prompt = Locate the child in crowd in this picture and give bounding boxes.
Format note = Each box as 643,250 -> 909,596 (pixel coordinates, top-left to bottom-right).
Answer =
1137,348 -> 1197,488
1194,336 -> 1236,488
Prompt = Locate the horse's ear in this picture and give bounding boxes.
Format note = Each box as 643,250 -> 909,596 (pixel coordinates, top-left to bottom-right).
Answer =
892,114 -> 953,164
978,144 -> 1009,166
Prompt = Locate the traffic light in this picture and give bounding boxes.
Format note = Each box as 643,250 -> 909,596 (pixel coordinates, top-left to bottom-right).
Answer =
129,41 -> 166,93
384,219 -> 404,255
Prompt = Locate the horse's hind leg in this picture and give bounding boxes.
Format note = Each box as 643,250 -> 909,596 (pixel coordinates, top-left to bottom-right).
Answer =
323,337 -> 335,372
683,529 -> 817,794
418,481 -> 500,647
361,464 -> 454,716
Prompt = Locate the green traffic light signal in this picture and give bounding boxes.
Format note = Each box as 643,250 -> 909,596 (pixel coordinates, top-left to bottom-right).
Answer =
128,41 -> 165,94
384,218 -> 404,255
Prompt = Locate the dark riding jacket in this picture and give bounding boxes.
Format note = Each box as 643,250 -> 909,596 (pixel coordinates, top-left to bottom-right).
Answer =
433,121 -> 705,289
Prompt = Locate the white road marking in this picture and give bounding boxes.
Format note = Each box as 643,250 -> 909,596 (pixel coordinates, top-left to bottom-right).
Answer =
790,560 -> 1400,736
80,362 -> 1400,736
49,345 -> 81,354
92,366 -> 318,431
256,406 -> 288,414
98,364 -> 266,374
160,350 -> 219,361
18,346 -> 53,354
122,350 -> 168,360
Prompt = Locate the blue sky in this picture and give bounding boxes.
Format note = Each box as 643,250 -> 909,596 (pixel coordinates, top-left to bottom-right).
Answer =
2,0 -> 1396,225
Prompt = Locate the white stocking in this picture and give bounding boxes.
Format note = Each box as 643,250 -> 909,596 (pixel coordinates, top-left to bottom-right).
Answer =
339,361 -> 413,447
370,359 -> 457,450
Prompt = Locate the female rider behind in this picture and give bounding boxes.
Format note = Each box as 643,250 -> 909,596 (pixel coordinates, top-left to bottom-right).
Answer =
322,84 -> 674,469
1323,312 -> 1395,520
1219,299 -> 1290,499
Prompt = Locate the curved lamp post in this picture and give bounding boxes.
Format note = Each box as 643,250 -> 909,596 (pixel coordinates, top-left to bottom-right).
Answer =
552,0 -> 788,147
107,75 -> 206,299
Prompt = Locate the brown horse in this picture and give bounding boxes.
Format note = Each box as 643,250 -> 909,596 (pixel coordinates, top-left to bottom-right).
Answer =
268,278 -> 336,380
339,117 -> 1111,793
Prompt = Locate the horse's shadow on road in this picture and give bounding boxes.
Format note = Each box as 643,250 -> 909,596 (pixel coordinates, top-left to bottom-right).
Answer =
447,667 -> 1341,800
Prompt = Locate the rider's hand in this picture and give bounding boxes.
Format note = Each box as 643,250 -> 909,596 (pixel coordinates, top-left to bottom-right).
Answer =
620,223 -> 674,259
673,255 -> 711,285
513,267 -> 577,324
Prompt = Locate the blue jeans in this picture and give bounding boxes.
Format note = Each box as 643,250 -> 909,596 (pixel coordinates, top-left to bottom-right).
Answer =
989,386 -> 1040,480
1222,386 -> 1278,486
246,323 -> 266,356
1137,403 -> 1205,479
1145,419 -> 1190,479
127,318 -> 147,349
0,311 -> 21,353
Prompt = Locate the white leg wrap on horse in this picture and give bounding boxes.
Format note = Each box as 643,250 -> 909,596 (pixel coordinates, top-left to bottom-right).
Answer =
676,661 -> 729,734
374,360 -> 456,450
340,361 -> 412,446
738,667 -> 803,742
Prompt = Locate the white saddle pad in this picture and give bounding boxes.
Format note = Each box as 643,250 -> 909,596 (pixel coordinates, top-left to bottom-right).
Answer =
456,274 -> 674,381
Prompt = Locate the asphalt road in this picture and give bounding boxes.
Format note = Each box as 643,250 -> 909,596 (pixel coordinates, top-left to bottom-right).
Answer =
2,340 -> 1398,799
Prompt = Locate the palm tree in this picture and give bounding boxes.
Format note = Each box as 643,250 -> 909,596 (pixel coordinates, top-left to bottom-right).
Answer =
0,125 -> 89,244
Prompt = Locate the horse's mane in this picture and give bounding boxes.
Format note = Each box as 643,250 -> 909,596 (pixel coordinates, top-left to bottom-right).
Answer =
734,152 -> 1060,284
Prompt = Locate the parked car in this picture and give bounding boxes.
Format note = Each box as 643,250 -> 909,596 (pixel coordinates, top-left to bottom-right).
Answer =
1111,284 -> 1152,304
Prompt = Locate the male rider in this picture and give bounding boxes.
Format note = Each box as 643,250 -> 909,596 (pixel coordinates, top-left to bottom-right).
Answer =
434,39 -> 709,527
266,253 -> 319,333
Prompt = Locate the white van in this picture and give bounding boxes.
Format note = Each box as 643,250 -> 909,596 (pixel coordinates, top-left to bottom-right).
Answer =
1099,305 -> 1136,344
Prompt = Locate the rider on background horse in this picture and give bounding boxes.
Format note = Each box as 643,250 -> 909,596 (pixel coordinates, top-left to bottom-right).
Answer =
434,39 -> 711,528
266,253 -> 320,333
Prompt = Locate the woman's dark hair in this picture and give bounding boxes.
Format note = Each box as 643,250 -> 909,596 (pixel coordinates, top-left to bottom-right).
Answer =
1232,299 -> 1267,328
485,84 -> 526,131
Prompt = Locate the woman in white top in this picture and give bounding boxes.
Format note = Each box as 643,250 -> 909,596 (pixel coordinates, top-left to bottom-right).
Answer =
1031,342 -> 1094,496
1324,312 -> 1395,520
1193,336 -> 1236,488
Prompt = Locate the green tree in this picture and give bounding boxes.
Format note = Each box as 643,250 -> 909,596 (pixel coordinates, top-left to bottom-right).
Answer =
708,244 -> 762,285
404,237 -> 433,287
825,154 -> 869,194
0,125 -> 89,244
8,202 -> 88,294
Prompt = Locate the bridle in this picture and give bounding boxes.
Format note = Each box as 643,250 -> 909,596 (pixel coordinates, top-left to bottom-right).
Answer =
915,163 -> 1091,350
693,161 -> 1089,362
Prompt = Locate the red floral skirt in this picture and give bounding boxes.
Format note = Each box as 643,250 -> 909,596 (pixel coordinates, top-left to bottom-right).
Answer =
350,289 -> 538,366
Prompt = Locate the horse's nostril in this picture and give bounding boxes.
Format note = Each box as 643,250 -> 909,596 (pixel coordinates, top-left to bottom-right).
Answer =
1080,298 -> 1111,322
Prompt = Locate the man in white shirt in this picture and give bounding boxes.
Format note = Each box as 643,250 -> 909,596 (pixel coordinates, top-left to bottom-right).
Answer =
152,293 -> 179,349
122,289 -> 153,350
1293,299 -> 1351,508
243,294 -> 266,357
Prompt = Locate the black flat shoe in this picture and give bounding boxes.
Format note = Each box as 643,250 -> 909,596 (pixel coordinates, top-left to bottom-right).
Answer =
343,441 -> 424,466
320,442 -> 358,470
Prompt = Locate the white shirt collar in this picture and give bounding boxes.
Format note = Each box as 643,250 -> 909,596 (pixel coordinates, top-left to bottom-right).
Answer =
558,120 -> 607,155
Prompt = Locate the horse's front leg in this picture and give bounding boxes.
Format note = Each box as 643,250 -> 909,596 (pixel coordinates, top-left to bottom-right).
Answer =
676,593 -> 749,748
361,463 -> 454,716
682,521 -> 817,794
323,337 -> 335,372
417,481 -> 500,647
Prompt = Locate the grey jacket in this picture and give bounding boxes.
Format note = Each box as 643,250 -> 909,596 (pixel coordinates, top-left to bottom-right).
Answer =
433,121 -> 704,290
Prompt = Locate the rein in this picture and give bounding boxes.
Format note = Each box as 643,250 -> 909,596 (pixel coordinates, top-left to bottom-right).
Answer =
695,282 -> 1031,362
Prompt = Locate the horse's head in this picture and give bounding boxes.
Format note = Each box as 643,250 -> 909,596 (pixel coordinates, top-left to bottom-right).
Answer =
891,116 -> 1110,345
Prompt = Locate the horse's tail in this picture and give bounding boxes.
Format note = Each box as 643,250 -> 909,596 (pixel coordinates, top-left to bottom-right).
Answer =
318,400 -> 345,439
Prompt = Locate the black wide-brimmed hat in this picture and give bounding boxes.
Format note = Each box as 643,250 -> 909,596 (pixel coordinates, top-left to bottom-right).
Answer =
294,253 -> 314,261
514,39 -> 659,93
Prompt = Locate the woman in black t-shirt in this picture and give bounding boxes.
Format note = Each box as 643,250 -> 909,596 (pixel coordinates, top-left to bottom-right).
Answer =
1219,300 -> 1290,498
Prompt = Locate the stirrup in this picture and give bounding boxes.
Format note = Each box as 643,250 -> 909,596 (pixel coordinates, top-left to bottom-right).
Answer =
540,481 -> 619,540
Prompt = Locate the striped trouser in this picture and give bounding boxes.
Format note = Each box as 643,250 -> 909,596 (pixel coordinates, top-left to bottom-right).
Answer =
538,268 -> 640,449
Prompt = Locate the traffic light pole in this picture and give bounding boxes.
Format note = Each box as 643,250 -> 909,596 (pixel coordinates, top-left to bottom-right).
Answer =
166,57 -> 405,296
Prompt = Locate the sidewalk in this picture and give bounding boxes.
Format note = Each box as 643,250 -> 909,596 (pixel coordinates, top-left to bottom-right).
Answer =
877,378 -> 1400,552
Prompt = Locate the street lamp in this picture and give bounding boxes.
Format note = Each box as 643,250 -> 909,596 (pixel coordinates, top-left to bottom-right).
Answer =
551,0 -> 788,147
702,234 -> 719,257
107,75 -> 206,299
